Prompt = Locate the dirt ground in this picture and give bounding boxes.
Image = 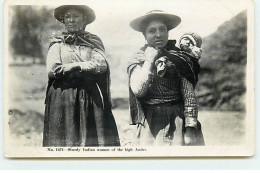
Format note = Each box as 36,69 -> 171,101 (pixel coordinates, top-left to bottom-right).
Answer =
6,65 -> 246,147
7,103 -> 246,147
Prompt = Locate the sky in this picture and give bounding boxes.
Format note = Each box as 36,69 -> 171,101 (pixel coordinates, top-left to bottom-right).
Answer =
7,0 -> 250,48
83,0 -> 250,47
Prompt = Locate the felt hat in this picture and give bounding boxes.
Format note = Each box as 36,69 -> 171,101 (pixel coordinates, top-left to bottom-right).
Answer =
54,5 -> 95,25
130,10 -> 181,32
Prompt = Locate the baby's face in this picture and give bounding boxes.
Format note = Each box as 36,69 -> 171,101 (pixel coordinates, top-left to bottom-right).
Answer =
180,37 -> 195,48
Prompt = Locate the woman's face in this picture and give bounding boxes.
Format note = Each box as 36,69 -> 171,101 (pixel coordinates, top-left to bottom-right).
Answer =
144,20 -> 169,49
64,9 -> 86,33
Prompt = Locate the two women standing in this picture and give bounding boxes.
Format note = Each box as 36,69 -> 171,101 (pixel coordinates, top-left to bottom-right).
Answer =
43,5 -> 204,147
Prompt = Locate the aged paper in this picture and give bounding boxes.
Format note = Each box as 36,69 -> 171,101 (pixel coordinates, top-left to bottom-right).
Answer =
4,0 -> 254,157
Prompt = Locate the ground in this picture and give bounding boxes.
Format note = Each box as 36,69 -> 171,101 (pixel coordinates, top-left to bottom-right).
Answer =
6,65 -> 246,147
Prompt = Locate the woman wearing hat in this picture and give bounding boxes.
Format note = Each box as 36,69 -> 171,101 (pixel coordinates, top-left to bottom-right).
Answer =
43,5 -> 120,146
128,10 -> 204,146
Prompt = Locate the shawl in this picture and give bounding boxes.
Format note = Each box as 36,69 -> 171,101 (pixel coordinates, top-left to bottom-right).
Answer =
46,32 -> 112,108
49,31 -> 105,51
127,40 -> 200,125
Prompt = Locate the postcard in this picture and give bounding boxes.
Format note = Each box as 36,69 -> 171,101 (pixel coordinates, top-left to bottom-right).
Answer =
4,0 -> 255,157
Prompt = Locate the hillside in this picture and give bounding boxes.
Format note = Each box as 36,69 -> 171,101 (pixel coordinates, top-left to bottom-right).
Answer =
196,10 -> 247,111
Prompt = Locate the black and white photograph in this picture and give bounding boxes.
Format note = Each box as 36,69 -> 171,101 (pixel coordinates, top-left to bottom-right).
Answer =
4,0 -> 254,157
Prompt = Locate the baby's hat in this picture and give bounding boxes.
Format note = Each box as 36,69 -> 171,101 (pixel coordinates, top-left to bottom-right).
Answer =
180,32 -> 202,48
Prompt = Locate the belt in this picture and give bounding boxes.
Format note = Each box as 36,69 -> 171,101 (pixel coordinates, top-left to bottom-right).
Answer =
143,99 -> 183,106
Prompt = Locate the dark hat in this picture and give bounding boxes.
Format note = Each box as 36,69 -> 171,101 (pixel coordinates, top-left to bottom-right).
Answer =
54,5 -> 95,25
130,10 -> 181,32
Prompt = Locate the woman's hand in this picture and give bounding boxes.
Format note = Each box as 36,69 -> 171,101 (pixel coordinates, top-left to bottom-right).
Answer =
184,127 -> 196,145
145,47 -> 159,63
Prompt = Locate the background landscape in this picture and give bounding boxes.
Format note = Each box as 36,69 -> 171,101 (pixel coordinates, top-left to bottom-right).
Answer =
6,4 -> 247,147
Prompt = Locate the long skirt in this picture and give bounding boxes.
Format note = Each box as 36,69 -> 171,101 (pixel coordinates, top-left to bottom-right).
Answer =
43,78 -> 120,147
135,102 -> 204,146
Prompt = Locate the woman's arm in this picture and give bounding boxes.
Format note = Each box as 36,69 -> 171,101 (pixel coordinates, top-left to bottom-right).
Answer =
46,43 -> 63,79
46,43 -> 81,78
129,61 -> 153,97
79,48 -> 107,74
181,77 -> 198,128
64,48 -> 108,74
130,47 -> 159,97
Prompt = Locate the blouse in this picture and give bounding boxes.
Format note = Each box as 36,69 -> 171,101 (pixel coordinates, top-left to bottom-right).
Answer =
46,43 -> 107,78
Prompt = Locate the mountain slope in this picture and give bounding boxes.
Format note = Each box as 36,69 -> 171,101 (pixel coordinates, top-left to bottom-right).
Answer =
196,10 -> 247,111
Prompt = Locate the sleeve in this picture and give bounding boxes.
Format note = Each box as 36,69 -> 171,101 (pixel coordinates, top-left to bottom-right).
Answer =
46,43 -> 63,79
181,76 -> 198,128
129,64 -> 153,97
79,48 -> 107,74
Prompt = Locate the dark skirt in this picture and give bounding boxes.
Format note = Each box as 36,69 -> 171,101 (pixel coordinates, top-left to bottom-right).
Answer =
43,76 -> 120,147
136,102 -> 204,146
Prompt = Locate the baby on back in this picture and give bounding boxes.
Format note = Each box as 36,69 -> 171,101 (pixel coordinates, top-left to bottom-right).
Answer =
155,32 -> 203,77
179,32 -> 203,60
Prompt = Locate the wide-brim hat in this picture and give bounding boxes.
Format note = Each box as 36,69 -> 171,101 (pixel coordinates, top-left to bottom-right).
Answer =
130,10 -> 181,32
54,5 -> 95,25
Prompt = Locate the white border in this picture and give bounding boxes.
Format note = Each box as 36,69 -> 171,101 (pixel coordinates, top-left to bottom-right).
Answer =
3,0 -> 255,158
